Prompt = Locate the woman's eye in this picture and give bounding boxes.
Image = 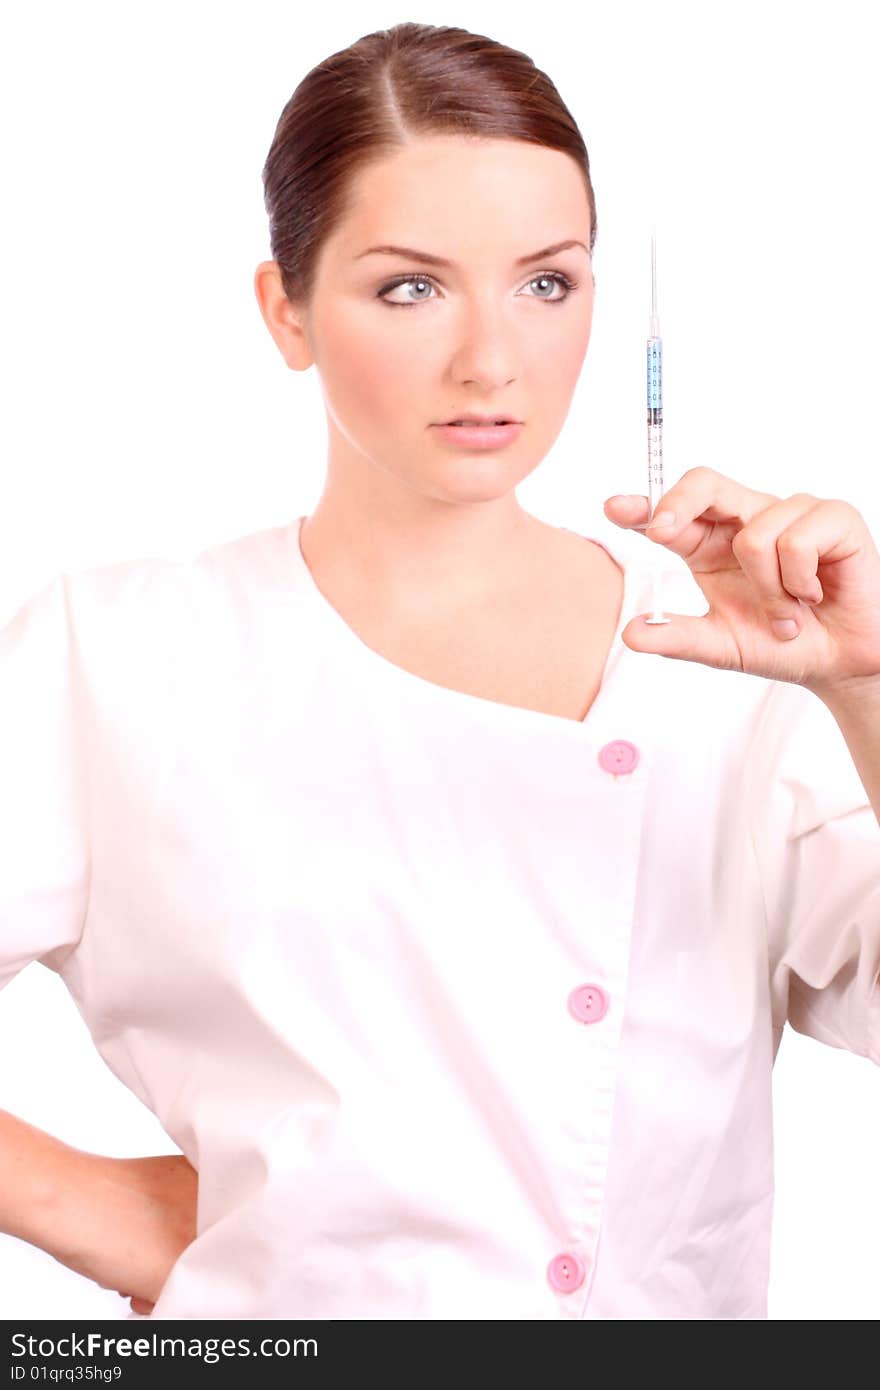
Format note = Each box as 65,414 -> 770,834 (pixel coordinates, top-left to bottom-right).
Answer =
376,271 -> 577,308
377,276 -> 439,307
522,273 -> 576,301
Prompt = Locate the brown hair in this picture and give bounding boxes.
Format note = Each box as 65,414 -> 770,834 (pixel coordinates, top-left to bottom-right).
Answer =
260,21 -> 597,307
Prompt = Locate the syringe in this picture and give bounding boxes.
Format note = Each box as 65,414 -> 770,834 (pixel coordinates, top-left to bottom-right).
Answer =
644,230 -> 671,625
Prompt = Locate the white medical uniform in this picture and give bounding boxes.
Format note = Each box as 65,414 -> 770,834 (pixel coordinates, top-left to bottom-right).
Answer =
2,515 -> 878,1320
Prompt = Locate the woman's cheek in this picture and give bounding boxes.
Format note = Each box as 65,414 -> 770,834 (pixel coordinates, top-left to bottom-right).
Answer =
356,339 -> 426,418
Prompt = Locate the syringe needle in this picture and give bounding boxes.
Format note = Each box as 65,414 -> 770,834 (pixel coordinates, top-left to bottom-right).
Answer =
651,231 -> 657,319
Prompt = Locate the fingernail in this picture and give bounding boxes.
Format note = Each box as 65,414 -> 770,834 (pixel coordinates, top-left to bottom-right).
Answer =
647,510 -> 676,530
771,618 -> 799,640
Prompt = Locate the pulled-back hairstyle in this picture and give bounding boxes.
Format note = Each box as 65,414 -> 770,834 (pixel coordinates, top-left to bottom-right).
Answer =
261,22 -> 597,307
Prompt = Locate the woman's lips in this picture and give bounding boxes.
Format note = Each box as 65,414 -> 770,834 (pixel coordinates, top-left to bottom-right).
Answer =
431,421 -> 523,450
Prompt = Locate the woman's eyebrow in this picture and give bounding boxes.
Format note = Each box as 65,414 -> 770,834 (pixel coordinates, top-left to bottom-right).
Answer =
353,239 -> 589,268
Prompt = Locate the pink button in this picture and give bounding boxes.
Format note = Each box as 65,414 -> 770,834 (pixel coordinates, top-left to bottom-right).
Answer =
547,1251 -> 586,1293
567,983 -> 609,1024
598,740 -> 640,775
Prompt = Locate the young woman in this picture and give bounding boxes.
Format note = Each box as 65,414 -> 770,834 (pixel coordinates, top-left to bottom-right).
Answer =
2,21 -> 879,1322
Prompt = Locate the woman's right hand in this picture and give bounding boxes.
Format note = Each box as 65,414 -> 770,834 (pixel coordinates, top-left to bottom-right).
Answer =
35,1149 -> 199,1315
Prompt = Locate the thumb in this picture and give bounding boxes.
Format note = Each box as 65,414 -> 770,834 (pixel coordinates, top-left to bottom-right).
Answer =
621,611 -> 732,669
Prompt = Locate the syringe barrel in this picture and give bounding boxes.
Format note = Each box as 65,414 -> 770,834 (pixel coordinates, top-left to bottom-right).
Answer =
646,335 -> 662,410
647,413 -> 663,513
646,334 -> 664,513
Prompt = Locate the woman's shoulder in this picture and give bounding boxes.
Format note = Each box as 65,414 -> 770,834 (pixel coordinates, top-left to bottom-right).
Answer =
8,521 -> 302,704
64,518 -> 301,620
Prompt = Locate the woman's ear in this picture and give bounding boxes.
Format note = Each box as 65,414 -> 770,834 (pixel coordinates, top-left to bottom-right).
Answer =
253,261 -> 314,371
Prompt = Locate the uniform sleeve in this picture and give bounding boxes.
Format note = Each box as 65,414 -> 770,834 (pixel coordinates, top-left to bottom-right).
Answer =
0,572 -> 90,992
748,679 -> 880,1065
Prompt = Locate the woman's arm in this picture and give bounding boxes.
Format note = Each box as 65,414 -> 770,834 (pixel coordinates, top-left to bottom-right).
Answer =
0,1108 -> 198,1313
0,1107 -> 76,1244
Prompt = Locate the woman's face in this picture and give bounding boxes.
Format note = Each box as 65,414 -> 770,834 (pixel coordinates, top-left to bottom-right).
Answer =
276,135 -> 595,505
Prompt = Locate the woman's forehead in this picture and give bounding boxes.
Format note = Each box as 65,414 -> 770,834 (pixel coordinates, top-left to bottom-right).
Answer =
332,143 -> 591,257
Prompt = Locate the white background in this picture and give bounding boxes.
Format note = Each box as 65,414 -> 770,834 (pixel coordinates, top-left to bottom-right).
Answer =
1,0 -> 878,1320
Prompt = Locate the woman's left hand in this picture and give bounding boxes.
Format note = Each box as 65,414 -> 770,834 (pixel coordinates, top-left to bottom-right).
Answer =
604,467 -> 880,702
